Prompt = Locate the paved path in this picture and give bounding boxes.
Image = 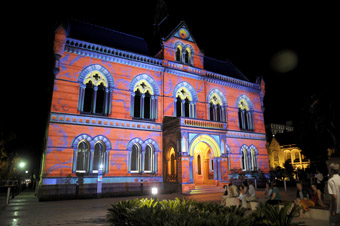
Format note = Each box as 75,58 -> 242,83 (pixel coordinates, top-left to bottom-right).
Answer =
0,188 -> 329,225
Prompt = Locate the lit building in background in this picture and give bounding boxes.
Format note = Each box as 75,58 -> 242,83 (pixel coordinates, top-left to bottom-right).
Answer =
39,20 -> 269,200
267,130 -> 310,171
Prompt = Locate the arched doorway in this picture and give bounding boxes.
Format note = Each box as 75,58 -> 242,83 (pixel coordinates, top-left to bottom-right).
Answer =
165,147 -> 177,182
193,142 -> 215,184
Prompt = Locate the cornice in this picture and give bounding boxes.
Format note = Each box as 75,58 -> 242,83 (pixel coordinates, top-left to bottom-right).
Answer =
64,38 -> 261,94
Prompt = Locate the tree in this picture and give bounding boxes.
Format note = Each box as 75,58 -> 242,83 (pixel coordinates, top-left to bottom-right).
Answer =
296,92 -> 340,163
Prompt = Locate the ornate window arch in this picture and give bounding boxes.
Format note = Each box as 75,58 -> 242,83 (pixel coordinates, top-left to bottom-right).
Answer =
78,64 -> 114,115
241,145 -> 249,171
236,95 -> 254,131
173,82 -> 197,118
129,74 -> 159,120
183,44 -> 194,66
72,134 -> 110,174
76,140 -> 90,173
174,42 -> 194,66
249,145 -> 258,171
207,88 -> 227,122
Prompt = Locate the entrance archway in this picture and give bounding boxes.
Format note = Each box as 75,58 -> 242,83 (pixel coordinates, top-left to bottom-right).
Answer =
165,146 -> 176,182
193,142 -> 215,184
190,135 -> 221,185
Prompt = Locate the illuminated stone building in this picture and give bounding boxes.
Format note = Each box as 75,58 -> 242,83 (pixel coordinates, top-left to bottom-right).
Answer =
267,132 -> 310,170
39,20 -> 269,199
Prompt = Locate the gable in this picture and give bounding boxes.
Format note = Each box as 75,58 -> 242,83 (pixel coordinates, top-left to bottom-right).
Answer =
162,21 -> 204,69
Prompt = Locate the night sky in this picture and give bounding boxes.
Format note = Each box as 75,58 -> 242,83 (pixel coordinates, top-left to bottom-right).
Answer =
2,1 -> 338,171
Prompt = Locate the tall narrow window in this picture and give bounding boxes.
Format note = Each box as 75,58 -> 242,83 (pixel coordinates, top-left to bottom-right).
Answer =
197,154 -> 201,175
144,91 -> 151,119
184,98 -> 190,117
83,81 -> 93,113
250,148 -> 257,171
131,144 -> 140,172
184,49 -> 189,64
76,141 -> 89,172
242,149 -> 248,171
95,83 -> 105,115
144,145 -> 153,172
134,89 -> 141,118
170,154 -> 175,175
176,96 -> 182,117
176,46 -> 182,62
93,142 -> 105,172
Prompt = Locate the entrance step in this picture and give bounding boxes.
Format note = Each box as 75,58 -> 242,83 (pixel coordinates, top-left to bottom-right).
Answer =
188,185 -> 225,195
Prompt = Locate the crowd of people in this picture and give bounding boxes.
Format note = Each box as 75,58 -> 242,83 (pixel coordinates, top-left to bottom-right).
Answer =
220,163 -> 340,226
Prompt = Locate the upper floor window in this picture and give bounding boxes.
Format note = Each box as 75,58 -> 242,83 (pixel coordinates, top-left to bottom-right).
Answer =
78,65 -> 114,116
175,46 -> 182,62
208,93 -> 226,122
174,43 -> 193,66
129,74 -> 159,120
175,88 -> 194,118
237,96 -> 254,131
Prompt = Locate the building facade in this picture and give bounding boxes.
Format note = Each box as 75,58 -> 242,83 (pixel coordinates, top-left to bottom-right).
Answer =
39,20 -> 269,200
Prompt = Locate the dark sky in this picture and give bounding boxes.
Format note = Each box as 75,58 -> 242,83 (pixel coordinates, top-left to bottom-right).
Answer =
2,1 -> 338,170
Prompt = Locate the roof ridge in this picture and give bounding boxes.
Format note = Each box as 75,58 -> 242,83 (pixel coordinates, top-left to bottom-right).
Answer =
71,18 -> 146,41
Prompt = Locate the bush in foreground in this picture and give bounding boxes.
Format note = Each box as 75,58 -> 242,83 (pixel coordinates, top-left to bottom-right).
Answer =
107,198 -> 303,226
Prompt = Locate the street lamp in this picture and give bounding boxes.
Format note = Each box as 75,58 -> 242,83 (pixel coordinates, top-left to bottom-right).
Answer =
19,162 -> 25,168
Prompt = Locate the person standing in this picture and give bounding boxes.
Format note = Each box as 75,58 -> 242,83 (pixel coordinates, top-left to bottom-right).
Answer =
328,163 -> 340,226
315,169 -> 324,191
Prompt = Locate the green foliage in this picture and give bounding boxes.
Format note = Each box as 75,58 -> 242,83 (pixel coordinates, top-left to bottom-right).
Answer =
107,198 -> 305,226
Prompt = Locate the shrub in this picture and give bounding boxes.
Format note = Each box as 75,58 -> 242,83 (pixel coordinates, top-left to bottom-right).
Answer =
107,198 -> 304,226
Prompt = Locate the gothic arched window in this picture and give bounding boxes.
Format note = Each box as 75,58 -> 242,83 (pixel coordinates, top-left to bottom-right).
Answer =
76,141 -> 90,172
208,92 -> 226,122
175,46 -> 182,62
144,145 -> 154,173
241,147 -> 248,171
79,70 -> 112,115
237,98 -> 254,131
250,147 -> 257,171
131,80 -> 157,120
130,144 -> 141,173
93,142 -> 105,172
175,88 -> 195,118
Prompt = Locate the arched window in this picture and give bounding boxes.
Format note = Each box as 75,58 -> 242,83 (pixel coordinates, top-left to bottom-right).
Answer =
208,92 -> 226,122
76,141 -> 90,172
175,87 -> 195,118
133,89 -> 141,118
237,97 -> 254,131
175,46 -> 182,62
170,153 -> 176,175
144,145 -> 154,173
250,148 -> 257,171
93,142 -> 105,172
131,79 -> 157,120
241,148 -> 248,171
79,70 -> 111,115
184,49 -> 190,64
197,154 -> 201,175
130,144 -> 140,173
